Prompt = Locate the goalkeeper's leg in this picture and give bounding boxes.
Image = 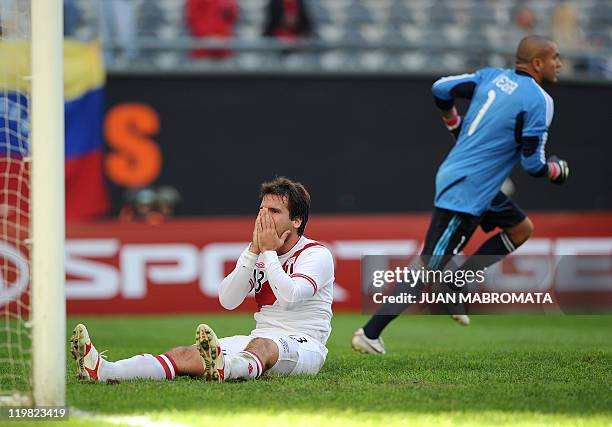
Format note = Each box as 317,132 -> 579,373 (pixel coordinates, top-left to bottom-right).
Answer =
458,193 -> 532,273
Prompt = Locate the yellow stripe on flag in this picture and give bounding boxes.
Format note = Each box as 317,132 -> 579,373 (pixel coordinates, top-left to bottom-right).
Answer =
0,38 -> 105,100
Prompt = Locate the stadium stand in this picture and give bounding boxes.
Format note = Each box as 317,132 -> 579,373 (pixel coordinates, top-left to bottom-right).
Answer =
64,0 -> 611,79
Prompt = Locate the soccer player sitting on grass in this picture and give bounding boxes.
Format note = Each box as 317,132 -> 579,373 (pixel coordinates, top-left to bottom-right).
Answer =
352,35 -> 570,354
71,177 -> 334,382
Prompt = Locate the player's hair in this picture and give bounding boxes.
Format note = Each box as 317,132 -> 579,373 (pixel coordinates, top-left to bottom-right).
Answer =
260,177 -> 311,236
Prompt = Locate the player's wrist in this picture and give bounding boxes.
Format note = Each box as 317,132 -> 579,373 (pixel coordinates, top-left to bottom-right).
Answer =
248,243 -> 260,255
261,250 -> 279,265
442,109 -> 462,140
241,249 -> 258,269
443,112 -> 461,131
547,156 -> 569,184
547,162 -> 560,180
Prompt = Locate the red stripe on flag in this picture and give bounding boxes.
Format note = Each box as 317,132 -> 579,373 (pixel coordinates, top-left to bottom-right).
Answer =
155,355 -> 172,379
65,149 -> 109,221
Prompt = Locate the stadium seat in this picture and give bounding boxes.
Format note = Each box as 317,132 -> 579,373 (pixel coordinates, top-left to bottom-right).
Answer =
589,2 -> 612,30
388,2 -> 416,24
81,0 -> 611,77
427,1 -> 458,25
399,24 -> 424,44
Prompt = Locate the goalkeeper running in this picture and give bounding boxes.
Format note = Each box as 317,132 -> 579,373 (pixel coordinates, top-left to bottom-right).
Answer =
352,35 -> 569,354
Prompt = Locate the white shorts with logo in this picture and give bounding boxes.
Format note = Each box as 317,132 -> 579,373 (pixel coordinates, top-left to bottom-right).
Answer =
219,330 -> 327,375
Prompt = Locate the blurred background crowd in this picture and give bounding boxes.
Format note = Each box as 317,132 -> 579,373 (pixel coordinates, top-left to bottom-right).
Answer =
2,0 -> 610,79
1,0 -> 610,224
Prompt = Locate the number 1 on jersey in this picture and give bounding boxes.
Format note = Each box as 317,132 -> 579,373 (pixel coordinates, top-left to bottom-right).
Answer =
468,89 -> 496,136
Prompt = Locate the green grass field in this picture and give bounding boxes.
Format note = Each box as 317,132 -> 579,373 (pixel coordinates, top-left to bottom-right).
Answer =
2,314 -> 612,426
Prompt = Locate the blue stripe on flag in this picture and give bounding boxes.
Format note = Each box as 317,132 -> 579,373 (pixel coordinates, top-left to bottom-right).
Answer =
65,87 -> 104,159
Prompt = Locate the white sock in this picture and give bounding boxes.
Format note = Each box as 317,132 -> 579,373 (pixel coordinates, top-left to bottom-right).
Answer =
225,351 -> 263,380
99,353 -> 176,382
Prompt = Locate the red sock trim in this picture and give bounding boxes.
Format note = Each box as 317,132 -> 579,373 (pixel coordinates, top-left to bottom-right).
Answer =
154,355 -> 172,379
241,350 -> 264,377
164,353 -> 178,375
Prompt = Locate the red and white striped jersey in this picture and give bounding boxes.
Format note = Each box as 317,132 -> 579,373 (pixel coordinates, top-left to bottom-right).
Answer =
218,236 -> 334,347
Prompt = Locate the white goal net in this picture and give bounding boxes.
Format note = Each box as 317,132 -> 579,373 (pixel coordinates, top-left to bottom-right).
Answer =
0,0 -> 33,405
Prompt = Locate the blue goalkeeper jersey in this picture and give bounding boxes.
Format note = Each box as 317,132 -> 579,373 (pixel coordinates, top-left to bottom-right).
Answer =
431,67 -> 554,216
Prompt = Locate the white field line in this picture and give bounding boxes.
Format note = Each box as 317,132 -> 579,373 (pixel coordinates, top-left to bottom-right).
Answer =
71,408 -> 191,427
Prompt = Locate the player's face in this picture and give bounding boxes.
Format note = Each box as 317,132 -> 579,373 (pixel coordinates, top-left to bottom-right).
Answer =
260,194 -> 300,237
541,43 -> 562,83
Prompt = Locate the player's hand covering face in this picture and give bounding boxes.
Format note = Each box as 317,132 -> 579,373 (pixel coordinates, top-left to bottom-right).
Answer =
249,212 -> 262,255
257,195 -> 294,252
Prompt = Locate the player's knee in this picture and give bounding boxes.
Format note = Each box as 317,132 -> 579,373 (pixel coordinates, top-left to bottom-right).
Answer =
246,337 -> 273,354
245,338 -> 279,368
166,345 -> 194,364
506,217 -> 533,246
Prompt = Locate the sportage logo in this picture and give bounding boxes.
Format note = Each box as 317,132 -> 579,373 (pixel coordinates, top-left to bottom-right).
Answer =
63,238 -> 612,300
0,238 -> 610,304
65,239 -> 417,301
63,239 -> 417,301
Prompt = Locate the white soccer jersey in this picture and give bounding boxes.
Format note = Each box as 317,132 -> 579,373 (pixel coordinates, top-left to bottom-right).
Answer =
218,236 -> 334,347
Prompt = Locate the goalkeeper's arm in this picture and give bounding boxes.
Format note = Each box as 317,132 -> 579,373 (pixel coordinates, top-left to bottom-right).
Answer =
440,107 -> 462,140
431,71 -> 483,141
520,135 -> 570,184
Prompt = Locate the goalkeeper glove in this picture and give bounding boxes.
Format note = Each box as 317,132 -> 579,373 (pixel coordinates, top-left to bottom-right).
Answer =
443,112 -> 462,140
547,155 -> 570,184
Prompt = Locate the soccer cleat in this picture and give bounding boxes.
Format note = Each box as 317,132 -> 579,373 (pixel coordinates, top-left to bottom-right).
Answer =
196,323 -> 225,382
451,314 -> 470,326
351,328 -> 386,354
70,323 -> 104,381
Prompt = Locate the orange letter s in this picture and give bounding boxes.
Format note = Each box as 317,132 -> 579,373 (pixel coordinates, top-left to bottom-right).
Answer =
104,103 -> 161,187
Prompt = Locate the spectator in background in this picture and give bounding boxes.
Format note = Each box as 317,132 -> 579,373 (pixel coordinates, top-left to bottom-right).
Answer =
550,2 -> 587,73
99,0 -> 138,63
64,0 -> 80,38
157,186 -> 181,218
120,188 -> 162,225
263,0 -> 313,43
0,0 -> 30,38
119,187 -> 181,224
510,5 -> 539,43
186,0 -> 239,59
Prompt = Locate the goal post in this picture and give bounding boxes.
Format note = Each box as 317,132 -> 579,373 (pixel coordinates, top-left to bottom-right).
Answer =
0,0 -> 65,406
31,0 -> 65,406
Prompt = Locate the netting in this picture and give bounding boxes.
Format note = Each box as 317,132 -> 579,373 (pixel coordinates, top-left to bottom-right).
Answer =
0,0 -> 33,403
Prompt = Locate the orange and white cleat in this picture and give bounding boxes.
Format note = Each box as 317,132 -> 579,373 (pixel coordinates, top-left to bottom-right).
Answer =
196,323 -> 225,382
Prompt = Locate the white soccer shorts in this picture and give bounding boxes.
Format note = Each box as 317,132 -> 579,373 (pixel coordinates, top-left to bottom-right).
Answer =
219,330 -> 326,375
